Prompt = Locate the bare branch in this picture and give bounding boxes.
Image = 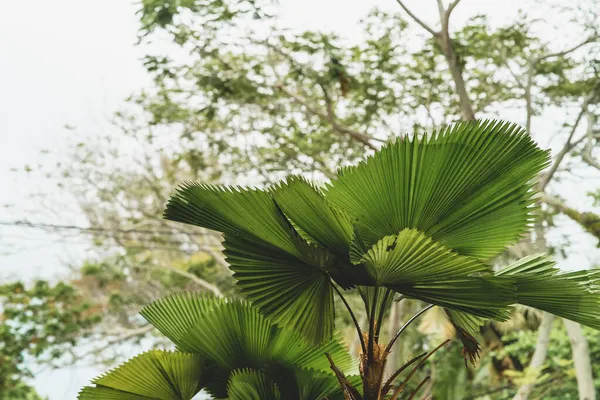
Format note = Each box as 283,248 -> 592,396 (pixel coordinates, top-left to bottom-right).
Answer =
277,83 -> 377,150
436,0 -> 447,32
499,49 -> 526,90
582,112 -> 600,171
534,35 -> 599,64
150,263 -> 223,297
73,325 -> 155,362
100,324 -> 154,338
540,83 -> 600,190
394,0 -> 438,37
581,153 -> 600,171
446,0 -> 462,18
541,192 -> 600,241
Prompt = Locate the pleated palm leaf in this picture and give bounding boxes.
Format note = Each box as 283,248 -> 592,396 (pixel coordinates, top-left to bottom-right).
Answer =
79,293 -> 360,399
83,120 -> 600,399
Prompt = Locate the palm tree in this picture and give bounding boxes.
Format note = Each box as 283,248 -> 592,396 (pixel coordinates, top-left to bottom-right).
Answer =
80,120 -> 600,400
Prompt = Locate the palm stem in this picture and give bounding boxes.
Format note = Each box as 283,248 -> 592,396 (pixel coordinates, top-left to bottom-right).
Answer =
367,286 -> 379,362
381,352 -> 427,395
406,376 -> 431,400
390,339 -> 449,399
385,304 -> 434,354
374,288 -> 392,343
331,281 -> 367,355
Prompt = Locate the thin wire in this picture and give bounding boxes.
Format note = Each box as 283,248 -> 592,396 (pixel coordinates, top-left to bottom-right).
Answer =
1,230 -> 205,247
0,220 -> 217,237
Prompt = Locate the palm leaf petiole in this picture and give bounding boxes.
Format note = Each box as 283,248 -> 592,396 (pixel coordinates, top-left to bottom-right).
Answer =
367,286 -> 380,363
381,351 -> 427,395
385,304 -> 434,354
331,280 -> 367,355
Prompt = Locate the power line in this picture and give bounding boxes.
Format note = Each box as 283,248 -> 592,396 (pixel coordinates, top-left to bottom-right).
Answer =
0,220 -> 218,237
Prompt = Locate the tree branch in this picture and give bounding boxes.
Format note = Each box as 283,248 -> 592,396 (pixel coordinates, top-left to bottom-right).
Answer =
149,263 -> 223,297
541,192 -> 600,241
581,111 -> 600,171
540,84 -> 600,190
534,35 -> 599,63
100,324 -> 154,338
436,0 -> 446,30
394,0 -> 438,36
499,49 -> 526,90
277,83 -> 377,150
446,0 -> 462,18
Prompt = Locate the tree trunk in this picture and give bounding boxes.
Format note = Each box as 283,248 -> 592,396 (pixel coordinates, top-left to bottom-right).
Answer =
512,313 -> 555,400
438,35 -> 475,121
563,319 -> 596,400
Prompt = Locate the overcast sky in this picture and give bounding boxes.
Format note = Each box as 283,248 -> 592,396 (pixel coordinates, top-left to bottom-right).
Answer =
0,0 -> 598,398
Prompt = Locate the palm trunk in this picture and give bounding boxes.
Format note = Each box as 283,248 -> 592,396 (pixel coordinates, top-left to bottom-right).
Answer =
563,319 -> 596,400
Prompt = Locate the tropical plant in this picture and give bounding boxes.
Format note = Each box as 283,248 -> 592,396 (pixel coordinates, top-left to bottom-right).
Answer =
78,293 -> 358,399
80,119 -> 600,399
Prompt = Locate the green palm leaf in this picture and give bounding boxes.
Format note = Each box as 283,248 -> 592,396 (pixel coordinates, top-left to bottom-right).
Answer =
140,291 -> 224,348
141,293 -> 353,397
356,229 -> 514,319
272,176 -> 354,256
227,369 -> 281,400
164,183 -> 299,256
295,369 -> 362,400
224,234 -> 336,344
497,254 -> 600,329
325,120 -> 549,260
444,309 -> 486,336
164,183 -> 336,343
78,351 -> 204,400
78,387 -> 154,399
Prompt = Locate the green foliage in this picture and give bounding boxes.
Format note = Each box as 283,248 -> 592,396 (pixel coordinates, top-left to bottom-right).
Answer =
494,324 -> 600,399
0,281 -> 101,399
84,120 -> 600,398
80,351 -> 204,399
497,255 -> 600,328
137,0 -> 270,38
164,120 -> 596,350
80,294 -> 357,399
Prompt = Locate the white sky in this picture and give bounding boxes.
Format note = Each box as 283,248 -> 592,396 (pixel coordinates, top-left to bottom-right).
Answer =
0,0 -> 598,398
